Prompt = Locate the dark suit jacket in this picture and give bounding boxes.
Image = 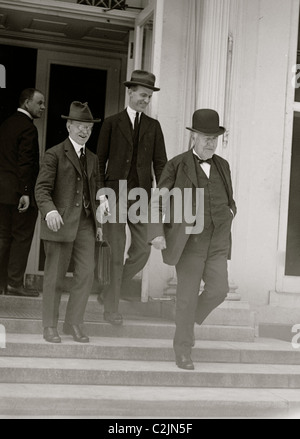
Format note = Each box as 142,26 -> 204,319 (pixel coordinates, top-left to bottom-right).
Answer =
35,138 -> 101,243
148,150 -> 237,266
0,111 -> 40,205
97,110 -> 167,199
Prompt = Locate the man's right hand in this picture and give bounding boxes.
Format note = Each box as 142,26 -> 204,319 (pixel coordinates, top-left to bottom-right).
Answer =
46,211 -> 64,233
96,198 -> 111,223
151,236 -> 167,251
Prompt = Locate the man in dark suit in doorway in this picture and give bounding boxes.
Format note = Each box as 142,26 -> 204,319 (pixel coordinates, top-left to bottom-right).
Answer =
0,88 -> 45,297
149,109 -> 237,371
97,70 -> 168,326
35,102 -> 101,344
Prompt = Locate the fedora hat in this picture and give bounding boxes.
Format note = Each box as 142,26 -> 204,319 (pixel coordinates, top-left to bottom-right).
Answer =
124,70 -> 160,92
61,101 -> 101,123
187,109 -> 225,136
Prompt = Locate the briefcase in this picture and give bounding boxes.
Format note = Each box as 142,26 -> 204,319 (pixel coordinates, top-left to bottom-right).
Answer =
95,239 -> 111,287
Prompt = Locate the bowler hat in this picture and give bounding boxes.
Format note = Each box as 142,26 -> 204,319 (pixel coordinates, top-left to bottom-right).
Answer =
124,70 -> 160,92
61,101 -> 101,123
187,109 -> 225,136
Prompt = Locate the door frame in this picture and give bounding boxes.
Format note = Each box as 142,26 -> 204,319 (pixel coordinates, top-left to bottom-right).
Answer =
276,0 -> 300,294
131,0 -> 165,302
26,49 -> 122,277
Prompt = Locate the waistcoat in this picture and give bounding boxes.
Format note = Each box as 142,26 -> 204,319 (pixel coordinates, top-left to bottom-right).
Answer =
194,157 -> 230,228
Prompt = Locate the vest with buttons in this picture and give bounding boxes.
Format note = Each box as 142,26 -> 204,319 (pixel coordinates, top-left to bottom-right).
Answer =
79,150 -> 91,217
194,156 -> 230,228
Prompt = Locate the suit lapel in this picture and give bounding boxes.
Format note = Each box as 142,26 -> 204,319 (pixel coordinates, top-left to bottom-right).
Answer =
139,113 -> 151,141
118,110 -> 133,146
212,155 -> 232,201
86,148 -> 94,179
64,138 -> 82,176
182,150 -> 198,188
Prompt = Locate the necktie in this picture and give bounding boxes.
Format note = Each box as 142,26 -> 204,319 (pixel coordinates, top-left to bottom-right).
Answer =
79,148 -> 90,211
80,147 -> 85,167
133,112 -> 140,140
197,157 -> 212,165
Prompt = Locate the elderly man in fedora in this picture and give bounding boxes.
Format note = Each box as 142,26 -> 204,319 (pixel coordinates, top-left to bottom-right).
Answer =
35,102 -> 101,344
97,70 -> 167,326
149,109 -> 237,370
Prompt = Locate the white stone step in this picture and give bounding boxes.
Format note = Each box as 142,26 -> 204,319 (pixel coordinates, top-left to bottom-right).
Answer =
0,318 -> 255,342
0,295 -> 256,327
0,335 -> 299,365
1,356 -> 300,388
1,384 -> 300,418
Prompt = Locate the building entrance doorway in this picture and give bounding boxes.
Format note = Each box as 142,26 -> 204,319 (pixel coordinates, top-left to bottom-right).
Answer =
46,63 -> 107,154
26,49 -> 122,280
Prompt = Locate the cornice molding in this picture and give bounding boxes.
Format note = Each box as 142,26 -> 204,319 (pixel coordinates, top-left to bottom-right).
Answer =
0,0 -> 138,26
0,29 -> 129,54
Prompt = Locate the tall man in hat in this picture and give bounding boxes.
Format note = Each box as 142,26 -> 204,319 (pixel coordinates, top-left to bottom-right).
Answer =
149,109 -> 237,370
97,70 -> 168,326
35,102 -> 101,344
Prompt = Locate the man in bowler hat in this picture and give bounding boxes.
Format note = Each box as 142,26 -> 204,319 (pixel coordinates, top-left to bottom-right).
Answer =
149,109 -> 237,370
35,102 -> 101,344
97,70 -> 167,326
0,88 -> 45,297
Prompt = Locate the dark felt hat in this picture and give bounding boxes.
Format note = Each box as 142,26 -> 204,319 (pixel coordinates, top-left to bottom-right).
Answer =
61,101 -> 101,123
187,109 -> 225,136
124,70 -> 160,92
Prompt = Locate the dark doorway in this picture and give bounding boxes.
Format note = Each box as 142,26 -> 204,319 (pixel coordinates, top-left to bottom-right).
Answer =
0,45 -> 37,125
46,63 -> 107,153
286,112 -> 300,275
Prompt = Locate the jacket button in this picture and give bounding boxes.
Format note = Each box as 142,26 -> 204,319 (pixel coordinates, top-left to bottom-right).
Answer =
76,203 -> 80,207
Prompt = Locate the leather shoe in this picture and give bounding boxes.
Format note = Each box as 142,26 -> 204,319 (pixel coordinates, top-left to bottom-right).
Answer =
104,311 -> 123,326
6,284 -> 39,298
43,327 -> 61,344
63,323 -> 89,343
176,354 -> 195,371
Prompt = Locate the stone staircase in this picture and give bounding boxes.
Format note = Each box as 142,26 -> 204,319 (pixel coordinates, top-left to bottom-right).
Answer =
0,295 -> 300,418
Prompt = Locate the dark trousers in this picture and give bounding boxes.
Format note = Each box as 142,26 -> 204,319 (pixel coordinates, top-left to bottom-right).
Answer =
174,220 -> 232,357
0,203 -> 38,289
42,212 -> 95,328
102,202 -> 151,313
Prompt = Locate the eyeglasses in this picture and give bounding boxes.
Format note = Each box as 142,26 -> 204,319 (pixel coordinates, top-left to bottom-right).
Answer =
72,123 -> 93,132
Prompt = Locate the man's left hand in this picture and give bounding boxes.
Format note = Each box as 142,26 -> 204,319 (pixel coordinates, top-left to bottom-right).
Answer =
18,195 -> 30,213
151,236 -> 167,251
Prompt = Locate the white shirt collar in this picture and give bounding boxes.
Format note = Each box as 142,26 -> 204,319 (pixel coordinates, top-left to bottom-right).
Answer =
69,137 -> 85,157
17,108 -> 33,120
193,149 -> 211,178
193,149 -> 206,161
127,106 -> 140,127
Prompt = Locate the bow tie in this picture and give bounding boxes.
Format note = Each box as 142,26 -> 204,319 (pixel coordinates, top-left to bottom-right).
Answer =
196,157 -> 212,165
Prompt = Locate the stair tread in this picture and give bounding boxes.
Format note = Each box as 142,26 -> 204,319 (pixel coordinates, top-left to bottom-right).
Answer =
0,383 -> 300,402
1,357 -> 300,373
0,316 -> 252,328
2,334 -> 298,352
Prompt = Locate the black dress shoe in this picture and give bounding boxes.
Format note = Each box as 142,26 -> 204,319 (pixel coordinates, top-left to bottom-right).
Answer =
104,311 -> 123,326
63,323 -> 89,343
176,354 -> 195,371
6,284 -> 39,298
43,328 -> 61,344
